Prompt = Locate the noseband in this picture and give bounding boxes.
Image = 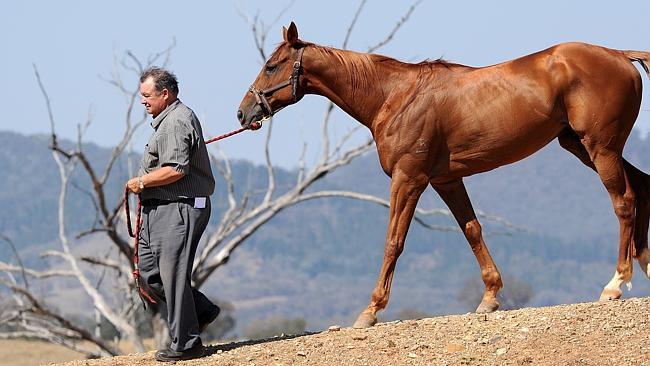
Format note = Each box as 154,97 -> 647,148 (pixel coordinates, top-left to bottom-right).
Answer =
248,46 -> 305,119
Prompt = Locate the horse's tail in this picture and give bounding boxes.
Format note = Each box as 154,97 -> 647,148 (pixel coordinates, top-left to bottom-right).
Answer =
624,160 -> 650,259
623,50 -> 650,79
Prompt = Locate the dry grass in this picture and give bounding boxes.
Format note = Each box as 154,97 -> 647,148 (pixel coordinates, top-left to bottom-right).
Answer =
0,339 -> 86,366
0,339 -> 156,366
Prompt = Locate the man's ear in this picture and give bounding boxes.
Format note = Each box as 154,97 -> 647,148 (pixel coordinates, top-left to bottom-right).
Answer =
284,21 -> 299,47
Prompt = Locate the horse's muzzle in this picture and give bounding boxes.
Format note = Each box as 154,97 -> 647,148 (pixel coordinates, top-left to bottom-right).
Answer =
236,108 -> 263,130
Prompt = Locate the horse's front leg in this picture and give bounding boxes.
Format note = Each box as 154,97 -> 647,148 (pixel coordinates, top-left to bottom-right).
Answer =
353,168 -> 428,328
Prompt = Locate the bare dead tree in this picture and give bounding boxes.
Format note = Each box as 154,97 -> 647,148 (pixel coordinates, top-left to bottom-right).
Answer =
0,45 -> 175,356
0,1 -> 516,359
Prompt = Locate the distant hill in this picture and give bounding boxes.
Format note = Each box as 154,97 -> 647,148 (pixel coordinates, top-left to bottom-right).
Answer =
2,130 -> 650,336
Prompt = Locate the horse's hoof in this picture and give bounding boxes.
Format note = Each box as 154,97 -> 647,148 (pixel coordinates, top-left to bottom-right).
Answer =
352,312 -> 377,328
476,299 -> 499,314
599,288 -> 622,301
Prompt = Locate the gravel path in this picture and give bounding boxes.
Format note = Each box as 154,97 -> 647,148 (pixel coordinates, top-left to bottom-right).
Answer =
54,297 -> 650,366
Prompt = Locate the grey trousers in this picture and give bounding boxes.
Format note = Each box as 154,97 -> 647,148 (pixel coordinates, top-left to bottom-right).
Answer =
138,198 -> 213,351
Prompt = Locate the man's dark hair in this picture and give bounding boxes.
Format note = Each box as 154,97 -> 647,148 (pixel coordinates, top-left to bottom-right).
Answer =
140,67 -> 179,95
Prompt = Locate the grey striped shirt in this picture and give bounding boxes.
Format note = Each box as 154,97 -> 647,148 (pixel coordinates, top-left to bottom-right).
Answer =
139,99 -> 215,201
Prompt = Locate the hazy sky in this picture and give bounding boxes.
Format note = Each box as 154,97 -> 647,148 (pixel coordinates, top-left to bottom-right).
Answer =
2,1 -> 650,168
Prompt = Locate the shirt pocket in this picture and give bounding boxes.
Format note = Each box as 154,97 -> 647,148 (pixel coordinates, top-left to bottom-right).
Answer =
142,141 -> 159,171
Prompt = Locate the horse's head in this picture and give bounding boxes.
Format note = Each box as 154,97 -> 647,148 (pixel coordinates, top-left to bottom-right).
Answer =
237,22 -> 307,130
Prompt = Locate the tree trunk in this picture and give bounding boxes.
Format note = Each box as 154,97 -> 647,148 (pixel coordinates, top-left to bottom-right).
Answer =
152,309 -> 170,350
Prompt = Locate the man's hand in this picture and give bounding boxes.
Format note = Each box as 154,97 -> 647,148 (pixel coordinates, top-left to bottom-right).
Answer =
126,168 -> 183,194
126,177 -> 143,194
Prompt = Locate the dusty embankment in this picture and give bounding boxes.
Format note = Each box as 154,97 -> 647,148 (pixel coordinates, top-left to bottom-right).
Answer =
54,297 -> 650,366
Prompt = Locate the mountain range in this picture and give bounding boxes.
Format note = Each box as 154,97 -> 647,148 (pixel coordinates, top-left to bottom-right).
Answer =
2,129 -> 650,335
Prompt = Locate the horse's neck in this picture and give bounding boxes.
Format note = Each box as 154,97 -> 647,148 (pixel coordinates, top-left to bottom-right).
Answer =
305,47 -> 400,128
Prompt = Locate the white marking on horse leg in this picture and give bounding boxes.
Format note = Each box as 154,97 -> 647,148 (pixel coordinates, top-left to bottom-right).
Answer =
637,248 -> 650,278
606,271 -> 624,289
601,264 -> 634,299
599,271 -> 626,300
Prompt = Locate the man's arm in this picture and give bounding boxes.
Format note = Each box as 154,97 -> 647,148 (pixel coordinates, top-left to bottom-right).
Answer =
126,167 -> 185,194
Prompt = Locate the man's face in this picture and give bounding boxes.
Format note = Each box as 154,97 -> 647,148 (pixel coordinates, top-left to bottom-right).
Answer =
140,77 -> 170,117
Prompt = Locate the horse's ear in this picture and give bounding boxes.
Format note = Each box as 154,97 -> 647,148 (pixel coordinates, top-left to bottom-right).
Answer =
285,21 -> 299,47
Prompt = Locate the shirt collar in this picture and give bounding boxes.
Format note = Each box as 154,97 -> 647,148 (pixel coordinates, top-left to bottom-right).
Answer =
151,99 -> 181,129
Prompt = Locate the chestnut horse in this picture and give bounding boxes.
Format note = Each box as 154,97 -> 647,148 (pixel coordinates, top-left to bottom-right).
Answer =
237,22 -> 650,328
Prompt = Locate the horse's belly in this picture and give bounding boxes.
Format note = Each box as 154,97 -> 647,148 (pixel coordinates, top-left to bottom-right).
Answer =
446,119 -> 564,178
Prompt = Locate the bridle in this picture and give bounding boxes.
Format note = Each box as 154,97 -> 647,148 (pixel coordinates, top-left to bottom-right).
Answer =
248,46 -> 305,119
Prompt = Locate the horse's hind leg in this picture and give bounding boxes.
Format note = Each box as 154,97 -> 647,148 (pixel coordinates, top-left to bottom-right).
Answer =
559,130 -> 635,300
559,130 -> 650,290
433,179 -> 502,313
587,147 -> 635,300
625,163 -> 650,278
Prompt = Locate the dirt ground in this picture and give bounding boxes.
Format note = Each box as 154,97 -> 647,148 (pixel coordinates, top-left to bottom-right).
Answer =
21,297 -> 650,366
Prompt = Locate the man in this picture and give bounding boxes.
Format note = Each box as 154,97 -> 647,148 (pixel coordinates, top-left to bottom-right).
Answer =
126,67 -> 219,362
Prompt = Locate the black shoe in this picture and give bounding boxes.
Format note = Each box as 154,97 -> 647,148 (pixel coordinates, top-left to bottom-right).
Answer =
155,342 -> 204,362
198,304 -> 221,332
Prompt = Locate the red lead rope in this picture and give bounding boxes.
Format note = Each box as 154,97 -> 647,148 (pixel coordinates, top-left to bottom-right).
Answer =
124,125 -> 255,305
124,188 -> 157,305
204,127 -> 247,144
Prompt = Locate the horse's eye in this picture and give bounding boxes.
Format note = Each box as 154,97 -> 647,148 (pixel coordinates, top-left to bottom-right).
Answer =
265,64 -> 278,74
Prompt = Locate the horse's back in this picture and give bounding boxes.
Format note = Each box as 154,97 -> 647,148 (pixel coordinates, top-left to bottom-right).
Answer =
440,42 -> 643,178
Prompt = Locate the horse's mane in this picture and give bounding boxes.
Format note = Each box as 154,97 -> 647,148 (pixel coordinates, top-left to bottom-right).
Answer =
416,58 -> 464,69
274,41 -> 464,71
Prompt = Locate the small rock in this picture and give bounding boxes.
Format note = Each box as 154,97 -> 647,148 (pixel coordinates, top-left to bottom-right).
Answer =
520,356 -> 534,364
386,339 -> 396,348
445,343 -> 465,353
328,325 -> 341,332
408,352 -> 418,358
496,348 -> 508,356
297,351 -> 307,357
462,335 -> 475,342
519,327 -> 530,333
411,344 -> 429,351
216,350 -> 223,354
488,335 -> 502,344
352,334 -> 368,341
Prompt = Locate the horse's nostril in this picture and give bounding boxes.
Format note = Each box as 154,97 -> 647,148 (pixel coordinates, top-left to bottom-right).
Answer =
237,109 -> 244,122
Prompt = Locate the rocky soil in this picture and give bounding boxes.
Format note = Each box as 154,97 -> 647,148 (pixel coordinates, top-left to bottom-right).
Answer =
54,297 -> 650,366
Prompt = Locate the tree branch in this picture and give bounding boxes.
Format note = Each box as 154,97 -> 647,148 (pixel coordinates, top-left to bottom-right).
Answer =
367,0 -> 423,54
0,279 -> 120,356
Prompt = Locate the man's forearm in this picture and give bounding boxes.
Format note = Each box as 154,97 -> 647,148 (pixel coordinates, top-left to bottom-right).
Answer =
142,167 -> 185,187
